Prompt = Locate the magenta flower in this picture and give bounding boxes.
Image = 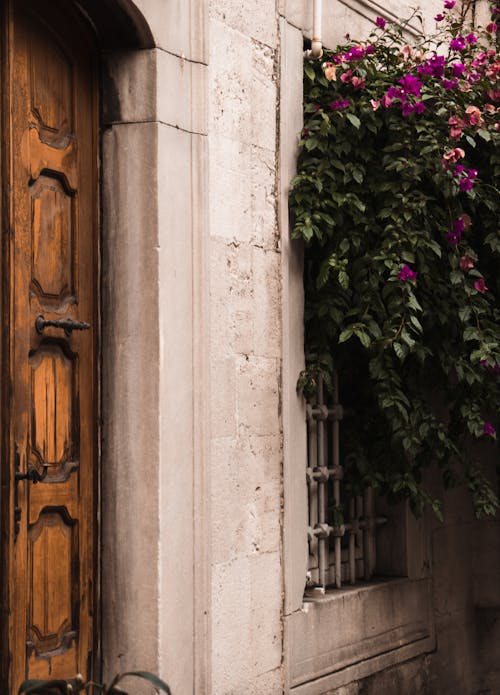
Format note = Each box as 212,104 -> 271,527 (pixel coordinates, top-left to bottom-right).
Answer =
413,101 -> 426,114
481,360 -> 500,374
329,99 -> 350,110
375,16 -> 386,29
474,279 -> 488,293
418,55 -> 446,78
387,86 -> 404,100
435,13 -> 445,21
398,264 -> 418,281
457,168 -> 478,192
451,62 -> 465,77
402,102 -> 414,117
450,36 -> 466,51
446,219 -> 464,244
442,78 -> 458,90
446,231 -> 461,245
466,32 -> 477,43
398,74 -> 423,96
444,0 -> 455,8
486,22 -> 498,33
345,45 -> 366,61
483,422 -> 496,437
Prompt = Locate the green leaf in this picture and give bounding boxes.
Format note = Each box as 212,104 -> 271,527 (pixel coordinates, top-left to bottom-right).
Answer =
304,63 -> 316,82
338,328 -> 354,343
478,129 -> 491,142
346,113 -> 361,129
393,342 -> 407,360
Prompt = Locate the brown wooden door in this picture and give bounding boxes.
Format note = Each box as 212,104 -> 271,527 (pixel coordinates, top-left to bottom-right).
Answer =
2,0 -> 99,690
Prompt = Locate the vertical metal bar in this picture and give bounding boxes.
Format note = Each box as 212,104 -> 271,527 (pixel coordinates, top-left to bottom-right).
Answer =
317,377 -> 328,588
348,498 -> 355,585
364,487 -> 376,578
357,494 -> 364,580
332,371 -> 342,588
307,406 -> 319,584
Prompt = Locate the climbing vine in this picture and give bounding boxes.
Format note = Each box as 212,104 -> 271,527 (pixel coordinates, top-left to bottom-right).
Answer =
290,1 -> 500,517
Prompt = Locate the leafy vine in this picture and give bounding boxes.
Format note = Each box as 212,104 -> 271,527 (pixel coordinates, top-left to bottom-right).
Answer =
290,1 -> 500,517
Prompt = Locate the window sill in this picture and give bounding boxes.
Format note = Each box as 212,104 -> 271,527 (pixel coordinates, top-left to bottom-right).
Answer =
286,577 -> 435,694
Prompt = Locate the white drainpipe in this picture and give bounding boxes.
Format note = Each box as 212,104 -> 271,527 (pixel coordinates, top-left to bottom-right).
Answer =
304,0 -> 323,59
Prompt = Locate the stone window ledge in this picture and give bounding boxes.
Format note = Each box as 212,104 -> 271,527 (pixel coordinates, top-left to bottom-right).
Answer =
286,577 -> 435,694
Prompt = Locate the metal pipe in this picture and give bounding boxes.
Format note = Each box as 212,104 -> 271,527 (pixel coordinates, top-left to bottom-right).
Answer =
304,0 -> 323,60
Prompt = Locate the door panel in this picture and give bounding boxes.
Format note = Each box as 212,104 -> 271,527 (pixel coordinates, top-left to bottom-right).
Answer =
3,0 -> 98,689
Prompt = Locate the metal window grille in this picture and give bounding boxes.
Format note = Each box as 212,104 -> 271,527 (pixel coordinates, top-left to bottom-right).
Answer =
306,372 -> 387,591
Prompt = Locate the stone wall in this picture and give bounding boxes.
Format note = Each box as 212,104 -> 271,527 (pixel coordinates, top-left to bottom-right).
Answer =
99,0 -> 500,693
208,3 -> 283,692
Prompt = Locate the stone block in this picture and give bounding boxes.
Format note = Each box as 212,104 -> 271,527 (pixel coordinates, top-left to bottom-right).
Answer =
102,49 -> 157,125
135,0 -> 207,63
209,20 -> 276,150
209,0 -> 278,48
236,355 -> 280,435
211,356 -> 238,438
209,137 -> 253,242
157,49 -> 207,134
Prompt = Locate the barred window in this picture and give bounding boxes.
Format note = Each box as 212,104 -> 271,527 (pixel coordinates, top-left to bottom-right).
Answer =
305,372 -> 387,592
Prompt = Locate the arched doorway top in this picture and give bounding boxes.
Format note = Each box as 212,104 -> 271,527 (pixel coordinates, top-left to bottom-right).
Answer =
75,0 -> 155,50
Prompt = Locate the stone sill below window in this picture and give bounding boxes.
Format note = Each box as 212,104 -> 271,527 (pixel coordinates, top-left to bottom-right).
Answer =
286,577 -> 435,695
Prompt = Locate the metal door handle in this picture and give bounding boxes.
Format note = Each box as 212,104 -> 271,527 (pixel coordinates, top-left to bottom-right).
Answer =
35,315 -> 91,336
15,466 -> 47,483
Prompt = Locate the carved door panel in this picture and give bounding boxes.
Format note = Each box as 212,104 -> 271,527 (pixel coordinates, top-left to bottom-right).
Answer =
4,0 -> 98,690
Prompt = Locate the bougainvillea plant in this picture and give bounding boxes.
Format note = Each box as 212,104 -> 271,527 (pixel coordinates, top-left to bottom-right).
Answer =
290,1 -> 500,517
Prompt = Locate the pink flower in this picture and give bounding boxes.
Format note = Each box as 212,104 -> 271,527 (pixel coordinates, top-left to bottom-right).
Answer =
375,16 -> 386,29
474,279 -> 488,293
351,76 -> 366,90
486,22 -> 498,33
340,69 -> 353,83
323,62 -> 337,81
459,255 -> 474,270
381,94 -> 392,108
483,422 -> 496,437
465,105 -> 483,126
370,99 -> 380,110
448,115 -> 464,140
398,264 -> 418,281
442,147 -> 465,166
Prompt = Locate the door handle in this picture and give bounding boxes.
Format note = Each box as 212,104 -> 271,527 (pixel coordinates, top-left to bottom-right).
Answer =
15,466 -> 47,483
14,446 -> 48,538
35,315 -> 91,336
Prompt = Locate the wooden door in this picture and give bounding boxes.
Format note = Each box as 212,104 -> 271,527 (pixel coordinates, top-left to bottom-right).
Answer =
1,0 -> 99,690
